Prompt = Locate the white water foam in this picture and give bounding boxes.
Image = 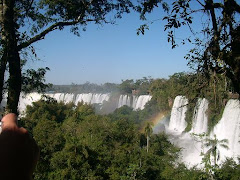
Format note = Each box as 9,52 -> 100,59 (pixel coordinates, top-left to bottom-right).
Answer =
168,96 -> 188,133
212,99 -> 240,162
191,98 -> 209,134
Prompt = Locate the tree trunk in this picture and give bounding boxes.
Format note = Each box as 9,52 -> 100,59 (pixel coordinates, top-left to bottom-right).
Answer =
146,135 -> 149,153
231,26 -> 240,95
0,55 -> 7,106
6,46 -> 21,114
207,0 -> 240,96
1,0 -> 21,114
0,1 -> 7,106
213,70 -> 217,108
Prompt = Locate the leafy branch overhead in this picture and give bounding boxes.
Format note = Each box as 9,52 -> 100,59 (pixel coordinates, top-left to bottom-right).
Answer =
0,0 -> 134,113
22,67 -> 52,94
138,0 -> 240,96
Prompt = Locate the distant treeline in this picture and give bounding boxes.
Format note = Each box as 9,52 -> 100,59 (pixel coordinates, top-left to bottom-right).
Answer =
48,82 -> 119,94
47,77 -> 153,95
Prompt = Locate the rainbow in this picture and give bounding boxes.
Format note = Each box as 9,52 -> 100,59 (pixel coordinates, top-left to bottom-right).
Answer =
140,111 -> 170,133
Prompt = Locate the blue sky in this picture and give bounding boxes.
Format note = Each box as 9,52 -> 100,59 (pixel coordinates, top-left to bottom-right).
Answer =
27,9 -> 197,85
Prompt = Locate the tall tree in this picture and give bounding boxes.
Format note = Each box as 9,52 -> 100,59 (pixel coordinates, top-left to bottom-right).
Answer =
138,0 -> 240,95
0,0 -> 133,113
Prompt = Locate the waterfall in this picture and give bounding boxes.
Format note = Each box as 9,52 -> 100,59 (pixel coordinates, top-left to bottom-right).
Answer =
117,95 -> 152,110
73,93 -> 111,105
63,93 -> 75,104
52,93 -> 65,102
90,93 -> 110,104
168,96 -> 188,133
18,93 -> 42,113
166,96 -> 207,167
132,96 -> 137,109
133,95 -> 152,110
190,98 -> 209,134
16,93 -> 111,114
118,95 -> 130,108
212,99 -> 240,162
75,93 -> 93,104
93,94 -> 110,104
0,92 -> 151,116
164,97 -> 240,167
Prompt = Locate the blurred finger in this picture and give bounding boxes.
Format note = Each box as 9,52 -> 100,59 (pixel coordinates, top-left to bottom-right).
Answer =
1,113 -> 18,131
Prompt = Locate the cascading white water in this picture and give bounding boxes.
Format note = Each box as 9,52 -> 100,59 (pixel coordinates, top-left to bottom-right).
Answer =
117,95 -> 152,110
16,93 -> 152,113
90,93 -> 110,104
127,96 -> 131,107
212,99 -> 240,162
168,96 -> 188,133
18,93 -> 42,113
75,93 -> 93,104
74,93 -> 110,105
165,97 -> 209,167
133,95 -> 152,110
117,95 -> 123,108
1,92 -> 151,116
132,95 -> 137,109
52,93 -> 65,102
65,93 -> 111,105
190,98 -> 209,134
63,93 -> 75,104
16,93 -> 111,115
118,95 -> 130,108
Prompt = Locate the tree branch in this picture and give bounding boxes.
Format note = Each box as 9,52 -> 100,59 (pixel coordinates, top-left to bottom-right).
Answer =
17,18 -> 96,50
224,0 -> 240,14
234,2 -> 240,13
204,1 -> 224,10
196,0 -> 205,7
212,3 -> 224,9
24,0 -> 34,16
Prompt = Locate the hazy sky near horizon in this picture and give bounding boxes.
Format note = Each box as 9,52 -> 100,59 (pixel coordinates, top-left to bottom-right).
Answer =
27,8 -> 200,85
